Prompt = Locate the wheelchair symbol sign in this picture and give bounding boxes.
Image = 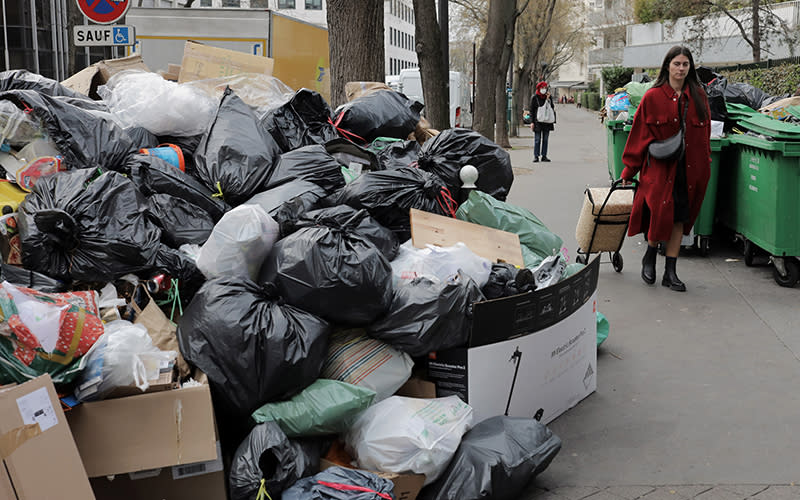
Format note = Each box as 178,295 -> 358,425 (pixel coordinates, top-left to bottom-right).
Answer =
113,27 -> 129,44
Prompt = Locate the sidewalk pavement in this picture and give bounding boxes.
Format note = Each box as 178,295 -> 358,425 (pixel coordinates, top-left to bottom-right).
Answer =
499,104 -> 800,499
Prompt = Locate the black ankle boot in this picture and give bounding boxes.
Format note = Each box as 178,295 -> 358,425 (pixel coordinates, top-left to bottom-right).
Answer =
662,256 -> 686,291
641,244 -> 657,285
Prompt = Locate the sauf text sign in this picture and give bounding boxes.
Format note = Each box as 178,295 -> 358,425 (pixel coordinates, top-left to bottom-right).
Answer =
74,25 -> 136,46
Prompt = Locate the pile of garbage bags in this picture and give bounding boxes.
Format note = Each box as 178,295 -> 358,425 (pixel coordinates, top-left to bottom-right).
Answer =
0,67 -> 571,500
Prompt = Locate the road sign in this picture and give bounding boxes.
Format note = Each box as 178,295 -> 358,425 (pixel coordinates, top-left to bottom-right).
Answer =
76,0 -> 131,25
74,25 -> 136,46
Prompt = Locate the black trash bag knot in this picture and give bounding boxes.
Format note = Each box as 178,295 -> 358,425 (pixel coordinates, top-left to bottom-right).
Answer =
33,209 -> 78,251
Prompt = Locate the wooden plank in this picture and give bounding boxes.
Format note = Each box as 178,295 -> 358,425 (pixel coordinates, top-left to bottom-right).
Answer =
409,208 -> 524,267
178,41 -> 274,84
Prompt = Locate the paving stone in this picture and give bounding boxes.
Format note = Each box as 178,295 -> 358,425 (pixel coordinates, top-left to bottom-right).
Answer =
583,491 -> 628,500
550,486 -> 603,499
641,487 -> 688,500
669,485 -> 715,498
604,485 -> 658,499
522,490 -> 569,500
751,485 -> 800,500
716,485 -> 769,497
694,486 -> 748,500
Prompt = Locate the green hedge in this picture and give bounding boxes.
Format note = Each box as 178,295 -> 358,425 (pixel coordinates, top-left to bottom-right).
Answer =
584,92 -> 602,110
719,64 -> 800,96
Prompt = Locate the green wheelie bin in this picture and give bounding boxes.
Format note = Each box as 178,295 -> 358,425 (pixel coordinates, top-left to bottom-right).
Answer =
718,134 -> 800,287
605,120 -> 628,181
692,137 -> 729,255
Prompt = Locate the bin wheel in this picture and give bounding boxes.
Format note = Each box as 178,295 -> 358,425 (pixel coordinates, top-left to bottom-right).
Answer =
744,240 -> 756,267
698,237 -> 710,257
576,253 -> 588,265
773,259 -> 800,288
612,252 -> 623,272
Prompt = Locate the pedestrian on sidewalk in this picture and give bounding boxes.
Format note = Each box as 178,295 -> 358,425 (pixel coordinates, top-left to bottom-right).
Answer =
620,45 -> 711,292
530,81 -> 555,163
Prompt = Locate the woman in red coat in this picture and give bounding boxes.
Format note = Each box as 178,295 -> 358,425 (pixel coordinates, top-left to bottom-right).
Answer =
621,46 -> 711,292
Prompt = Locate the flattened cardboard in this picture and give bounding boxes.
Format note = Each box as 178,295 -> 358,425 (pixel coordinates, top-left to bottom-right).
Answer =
178,40 -> 275,83
0,375 -> 95,500
320,458 -> 425,500
67,384 -> 216,478
61,54 -> 150,98
395,376 -> 437,399
409,208 -> 524,267
428,258 -> 600,425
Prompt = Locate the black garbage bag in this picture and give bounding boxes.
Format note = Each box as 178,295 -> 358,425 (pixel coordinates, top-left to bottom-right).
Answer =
704,79 -> 728,123
193,87 -> 282,206
334,167 -> 456,241
367,272 -> 484,357
259,213 -> 394,326
419,416 -> 561,500
124,126 -> 160,149
418,128 -> 514,202
482,263 -> 536,300
260,88 -> 340,153
369,138 -> 421,170
146,193 -> 214,247
295,205 -> 399,260
282,466 -> 395,500
709,76 -> 772,110
126,153 -> 230,222
244,180 -> 327,237
229,421 -> 322,500
332,90 -> 423,143
177,277 -> 330,418
0,90 -> 136,171
0,263 -> 66,293
0,69 -> 89,98
17,169 -> 168,282
326,138 -> 383,173
269,144 -> 346,194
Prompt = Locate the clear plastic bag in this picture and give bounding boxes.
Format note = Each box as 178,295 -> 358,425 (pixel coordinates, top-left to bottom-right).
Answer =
390,240 -> 492,287
74,320 -> 176,402
98,70 -> 216,137
345,395 -> 473,485
0,100 -> 44,147
186,73 -> 295,116
196,204 -> 280,281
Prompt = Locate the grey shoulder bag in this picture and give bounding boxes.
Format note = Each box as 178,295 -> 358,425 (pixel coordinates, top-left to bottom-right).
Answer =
648,96 -> 688,161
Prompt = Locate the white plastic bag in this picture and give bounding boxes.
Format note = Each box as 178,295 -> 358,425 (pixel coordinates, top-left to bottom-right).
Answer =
98,70 -> 216,137
536,99 -> 555,124
196,204 -> 280,281
390,240 -> 492,288
345,395 -> 473,484
322,329 -> 414,402
532,254 -> 567,289
74,320 -> 176,402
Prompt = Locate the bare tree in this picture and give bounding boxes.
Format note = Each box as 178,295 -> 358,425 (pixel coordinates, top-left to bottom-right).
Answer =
326,1 -> 385,107
473,0 -> 528,144
413,0 -> 450,129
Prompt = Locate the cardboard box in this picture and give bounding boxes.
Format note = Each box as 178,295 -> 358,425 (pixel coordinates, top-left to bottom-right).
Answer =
0,375 -> 95,500
345,81 -> 393,101
61,54 -> 151,98
89,443 -> 225,500
178,40 -> 274,84
67,384 -> 217,478
320,458 -> 426,500
409,208 -> 525,267
427,257 -> 600,424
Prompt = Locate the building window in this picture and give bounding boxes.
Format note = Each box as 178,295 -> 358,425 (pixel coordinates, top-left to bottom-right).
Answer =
278,0 -> 295,7
305,0 -> 322,9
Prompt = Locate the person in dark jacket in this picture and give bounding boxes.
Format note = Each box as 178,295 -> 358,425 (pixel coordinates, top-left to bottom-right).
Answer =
621,45 -> 711,292
530,81 -> 555,162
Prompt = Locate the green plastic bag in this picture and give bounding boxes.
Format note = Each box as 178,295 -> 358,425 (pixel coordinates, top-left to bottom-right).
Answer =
251,379 -> 375,437
456,190 -> 563,268
596,312 -> 609,346
624,81 -> 655,107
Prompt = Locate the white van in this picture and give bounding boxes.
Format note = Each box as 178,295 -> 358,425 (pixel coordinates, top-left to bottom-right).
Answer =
395,68 -> 462,128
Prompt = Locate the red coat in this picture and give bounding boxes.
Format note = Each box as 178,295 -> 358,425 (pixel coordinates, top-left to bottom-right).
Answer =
621,83 -> 711,241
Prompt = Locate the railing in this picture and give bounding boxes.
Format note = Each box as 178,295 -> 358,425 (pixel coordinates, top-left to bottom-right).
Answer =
712,56 -> 800,72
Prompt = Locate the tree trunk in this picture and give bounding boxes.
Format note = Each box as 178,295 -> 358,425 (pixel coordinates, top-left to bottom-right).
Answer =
494,30 -> 515,147
473,0 -> 518,141
327,0 -> 385,108
413,0 -> 450,130
751,0 -> 761,62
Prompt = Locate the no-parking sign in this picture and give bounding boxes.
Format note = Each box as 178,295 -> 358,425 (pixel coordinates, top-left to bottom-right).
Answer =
76,0 -> 130,25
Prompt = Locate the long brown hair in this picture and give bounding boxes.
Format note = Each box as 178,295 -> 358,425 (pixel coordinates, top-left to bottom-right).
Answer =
653,45 -> 708,122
